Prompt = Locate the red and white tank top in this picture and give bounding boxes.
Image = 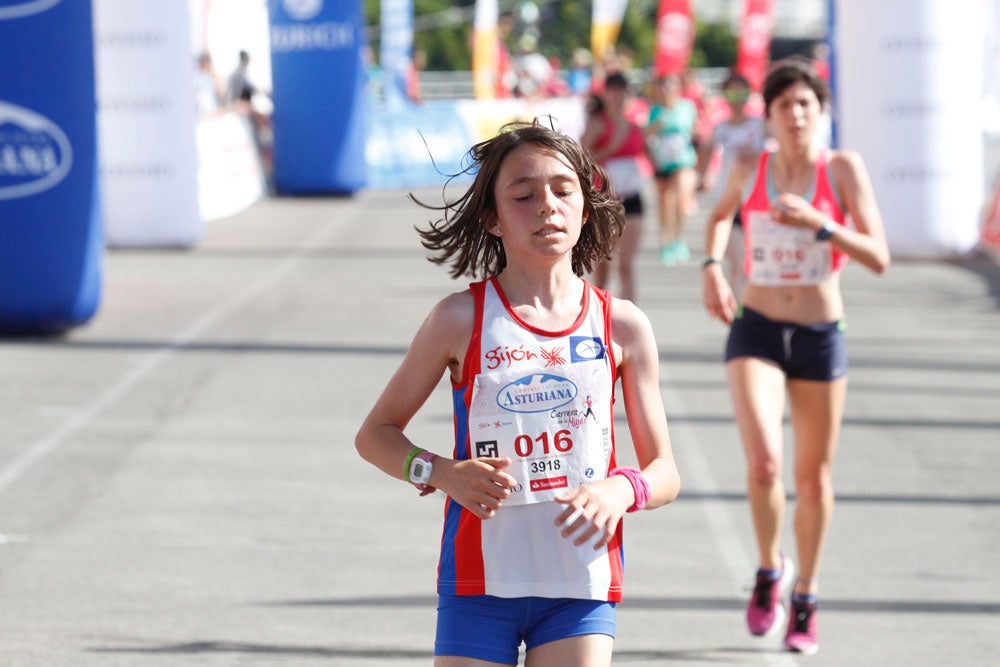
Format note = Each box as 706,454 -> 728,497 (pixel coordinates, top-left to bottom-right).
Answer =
437,276 -> 625,601
741,150 -> 848,285
594,112 -> 648,198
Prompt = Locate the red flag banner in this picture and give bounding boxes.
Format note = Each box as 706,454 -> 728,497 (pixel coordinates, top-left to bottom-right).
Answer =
982,171 -> 1000,252
736,0 -> 774,91
653,0 -> 694,77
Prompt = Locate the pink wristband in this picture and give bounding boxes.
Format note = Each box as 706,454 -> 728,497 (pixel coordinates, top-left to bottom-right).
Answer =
609,466 -> 650,513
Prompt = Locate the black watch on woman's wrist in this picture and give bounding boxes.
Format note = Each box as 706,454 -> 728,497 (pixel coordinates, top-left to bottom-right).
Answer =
815,219 -> 835,241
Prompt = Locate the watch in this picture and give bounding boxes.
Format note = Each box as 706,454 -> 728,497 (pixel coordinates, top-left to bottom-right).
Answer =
408,451 -> 437,495
815,219 -> 835,241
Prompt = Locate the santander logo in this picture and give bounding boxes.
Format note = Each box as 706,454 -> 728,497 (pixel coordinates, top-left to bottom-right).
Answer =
0,0 -> 62,20
0,100 -> 73,200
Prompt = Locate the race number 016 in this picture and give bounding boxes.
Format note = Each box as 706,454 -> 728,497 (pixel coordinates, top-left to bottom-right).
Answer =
514,429 -> 573,457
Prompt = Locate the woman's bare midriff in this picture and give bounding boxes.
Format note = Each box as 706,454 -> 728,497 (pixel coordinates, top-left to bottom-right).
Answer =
740,275 -> 844,325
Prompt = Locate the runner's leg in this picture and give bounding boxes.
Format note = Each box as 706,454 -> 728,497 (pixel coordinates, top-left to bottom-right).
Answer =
787,377 -> 847,594
525,634 -> 614,667
616,211 -> 644,302
727,356 -> 788,570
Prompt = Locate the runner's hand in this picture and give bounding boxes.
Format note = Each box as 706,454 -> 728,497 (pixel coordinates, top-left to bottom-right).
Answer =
770,194 -> 823,230
437,457 -> 516,520
702,263 -> 737,324
553,475 -> 634,550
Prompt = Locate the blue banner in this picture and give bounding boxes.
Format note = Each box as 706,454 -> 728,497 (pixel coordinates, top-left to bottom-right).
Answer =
366,101 -> 476,190
0,0 -> 101,333
268,0 -> 366,194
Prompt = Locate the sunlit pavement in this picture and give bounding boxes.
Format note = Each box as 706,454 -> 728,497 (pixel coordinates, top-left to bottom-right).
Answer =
0,188 -> 998,666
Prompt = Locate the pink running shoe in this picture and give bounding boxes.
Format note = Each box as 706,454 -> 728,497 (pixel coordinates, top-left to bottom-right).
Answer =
784,598 -> 819,655
746,555 -> 794,637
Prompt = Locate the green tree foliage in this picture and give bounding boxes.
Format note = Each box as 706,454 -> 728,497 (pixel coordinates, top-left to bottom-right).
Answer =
365,0 -> 473,71
532,2 -> 591,68
691,20 -> 738,68
363,1 -> 737,72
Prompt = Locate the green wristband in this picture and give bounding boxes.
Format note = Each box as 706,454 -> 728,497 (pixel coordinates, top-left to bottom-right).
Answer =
403,447 -> 426,483
701,256 -> 720,269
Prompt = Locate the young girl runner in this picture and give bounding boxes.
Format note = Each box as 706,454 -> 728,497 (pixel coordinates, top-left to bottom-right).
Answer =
701,59 -> 890,655
357,122 -> 681,667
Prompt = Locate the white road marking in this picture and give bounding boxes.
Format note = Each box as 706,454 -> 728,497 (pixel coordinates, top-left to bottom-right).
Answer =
661,377 -> 798,665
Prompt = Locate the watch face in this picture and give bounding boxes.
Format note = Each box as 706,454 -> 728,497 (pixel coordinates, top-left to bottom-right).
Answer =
412,459 -> 431,483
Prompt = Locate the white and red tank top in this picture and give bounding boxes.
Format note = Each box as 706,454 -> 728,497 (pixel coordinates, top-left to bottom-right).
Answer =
741,150 -> 848,285
438,276 -> 625,601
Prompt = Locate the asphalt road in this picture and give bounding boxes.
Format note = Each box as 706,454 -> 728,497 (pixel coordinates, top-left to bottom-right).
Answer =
1,188 -> 998,666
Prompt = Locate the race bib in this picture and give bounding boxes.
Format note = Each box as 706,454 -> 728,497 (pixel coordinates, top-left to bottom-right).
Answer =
603,157 -> 643,198
468,361 -> 613,506
747,210 -> 832,285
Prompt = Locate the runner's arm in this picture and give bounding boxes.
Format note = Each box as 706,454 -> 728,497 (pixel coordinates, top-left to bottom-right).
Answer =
615,300 -> 681,511
355,292 -> 516,519
828,150 -> 891,274
553,301 -> 681,550
702,154 -> 753,323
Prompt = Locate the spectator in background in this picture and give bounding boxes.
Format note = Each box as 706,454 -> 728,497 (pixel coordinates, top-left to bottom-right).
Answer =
225,50 -> 256,104
542,56 -> 569,97
195,52 -> 221,116
407,48 -> 426,104
362,44 -> 384,105
566,48 -> 594,96
224,49 -> 273,186
514,34 -> 554,99
496,12 -> 517,98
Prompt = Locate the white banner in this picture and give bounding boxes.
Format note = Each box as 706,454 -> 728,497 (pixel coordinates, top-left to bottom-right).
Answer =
833,0 -> 983,257
95,0 -> 202,247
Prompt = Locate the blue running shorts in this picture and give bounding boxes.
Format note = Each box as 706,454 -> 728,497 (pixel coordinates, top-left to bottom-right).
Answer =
725,305 -> 848,381
435,594 -> 617,664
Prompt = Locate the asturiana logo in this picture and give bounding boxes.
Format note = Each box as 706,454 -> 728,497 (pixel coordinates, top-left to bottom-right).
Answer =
0,0 -> 62,20
0,100 -> 73,200
497,373 -> 578,414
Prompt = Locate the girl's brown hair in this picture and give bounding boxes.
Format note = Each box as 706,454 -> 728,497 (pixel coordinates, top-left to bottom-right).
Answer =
413,121 -> 625,279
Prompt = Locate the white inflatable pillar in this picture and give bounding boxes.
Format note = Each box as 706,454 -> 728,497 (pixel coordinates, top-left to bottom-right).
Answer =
832,0 -> 983,256
95,0 -> 202,247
